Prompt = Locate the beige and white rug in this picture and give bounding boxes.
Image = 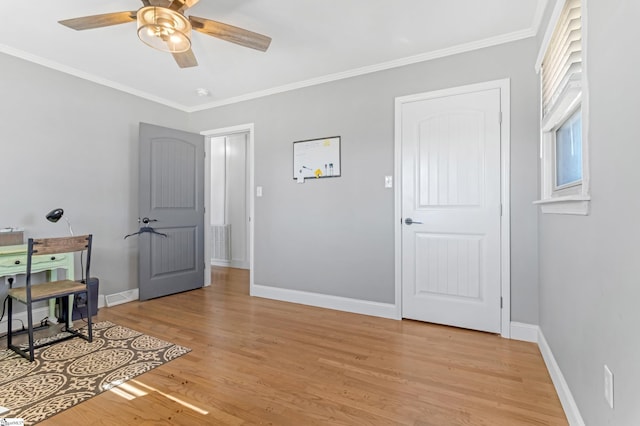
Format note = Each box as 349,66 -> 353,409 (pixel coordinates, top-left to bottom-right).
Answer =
0,321 -> 190,425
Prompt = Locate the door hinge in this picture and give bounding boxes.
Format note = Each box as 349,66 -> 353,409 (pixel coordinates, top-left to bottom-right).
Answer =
500,297 -> 503,308
500,204 -> 503,216
499,111 -> 502,124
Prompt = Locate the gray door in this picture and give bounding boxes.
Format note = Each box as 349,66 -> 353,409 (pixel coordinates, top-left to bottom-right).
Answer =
138,123 -> 205,300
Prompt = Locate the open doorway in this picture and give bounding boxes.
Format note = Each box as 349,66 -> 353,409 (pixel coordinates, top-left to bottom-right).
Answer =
210,132 -> 250,269
202,124 -> 254,287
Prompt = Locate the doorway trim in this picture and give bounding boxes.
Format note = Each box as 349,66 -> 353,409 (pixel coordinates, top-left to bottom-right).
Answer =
393,79 -> 511,338
201,123 -> 255,288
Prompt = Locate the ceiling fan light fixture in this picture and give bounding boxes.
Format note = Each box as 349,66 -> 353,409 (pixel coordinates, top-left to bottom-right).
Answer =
137,6 -> 192,53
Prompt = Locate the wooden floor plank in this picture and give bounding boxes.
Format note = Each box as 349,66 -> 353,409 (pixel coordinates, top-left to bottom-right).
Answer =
38,267 -> 567,425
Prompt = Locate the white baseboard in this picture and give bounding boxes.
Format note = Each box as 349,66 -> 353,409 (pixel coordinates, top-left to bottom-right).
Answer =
229,260 -> 249,269
105,289 -> 139,307
0,306 -> 50,332
511,323 -> 585,426
251,284 -> 398,319
211,260 -> 249,269
510,321 -> 539,342
1,295 -> 107,332
537,328 -> 585,426
502,321 -> 585,426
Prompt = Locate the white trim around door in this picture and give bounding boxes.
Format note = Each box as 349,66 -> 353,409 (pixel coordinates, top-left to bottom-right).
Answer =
394,79 -> 511,338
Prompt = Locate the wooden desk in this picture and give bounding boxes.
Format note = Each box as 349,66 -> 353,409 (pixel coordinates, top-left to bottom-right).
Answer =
0,243 -> 75,326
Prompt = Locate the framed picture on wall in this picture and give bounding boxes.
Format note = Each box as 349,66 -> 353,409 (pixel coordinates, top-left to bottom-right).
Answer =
293,136 -> 341,181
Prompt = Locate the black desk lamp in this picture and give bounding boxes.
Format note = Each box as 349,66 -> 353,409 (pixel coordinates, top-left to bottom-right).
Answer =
46,208 -> 74,236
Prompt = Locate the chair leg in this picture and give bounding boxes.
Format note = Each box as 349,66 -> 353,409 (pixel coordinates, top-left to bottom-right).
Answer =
6,297 -> 12,349
86,289 -> 93,342
26,301 -> 34,362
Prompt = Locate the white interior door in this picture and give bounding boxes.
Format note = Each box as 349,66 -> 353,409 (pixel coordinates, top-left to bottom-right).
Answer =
400,86 -> 502,333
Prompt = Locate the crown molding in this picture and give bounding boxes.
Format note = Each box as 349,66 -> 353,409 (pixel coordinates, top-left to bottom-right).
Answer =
0,43 -> 186,111
1,26 -> 537,113
187,28 -> 536,112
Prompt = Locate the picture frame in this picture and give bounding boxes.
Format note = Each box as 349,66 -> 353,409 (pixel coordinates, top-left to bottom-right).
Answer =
293,136 -> 341,181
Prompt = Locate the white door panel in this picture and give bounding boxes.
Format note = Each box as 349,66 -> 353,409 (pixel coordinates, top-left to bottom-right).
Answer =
401,88 -> 502,333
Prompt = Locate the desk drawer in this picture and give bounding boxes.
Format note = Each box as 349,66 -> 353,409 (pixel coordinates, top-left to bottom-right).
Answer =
0,253 -> 68,268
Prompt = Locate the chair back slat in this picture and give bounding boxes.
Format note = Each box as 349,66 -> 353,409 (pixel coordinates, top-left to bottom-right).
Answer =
30,235 -> 91,255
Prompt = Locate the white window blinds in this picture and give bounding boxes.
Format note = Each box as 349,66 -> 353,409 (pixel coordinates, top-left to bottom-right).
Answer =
541,0 -> 582,118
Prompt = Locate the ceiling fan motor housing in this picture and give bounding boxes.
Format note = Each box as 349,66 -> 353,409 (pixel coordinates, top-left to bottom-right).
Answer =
137,6 -> 192,53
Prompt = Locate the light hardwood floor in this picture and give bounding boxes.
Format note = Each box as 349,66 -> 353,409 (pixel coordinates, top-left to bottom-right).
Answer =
42,267 -> 568,425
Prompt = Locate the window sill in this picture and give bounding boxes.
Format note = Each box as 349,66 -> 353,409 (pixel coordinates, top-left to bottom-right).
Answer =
533,195 -> 590,215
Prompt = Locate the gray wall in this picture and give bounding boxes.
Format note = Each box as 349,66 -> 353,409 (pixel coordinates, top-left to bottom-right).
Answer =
538,1 -> 640,424
189,38 -> 541,323
0,36 -> 542,324
0,52 -> 188,300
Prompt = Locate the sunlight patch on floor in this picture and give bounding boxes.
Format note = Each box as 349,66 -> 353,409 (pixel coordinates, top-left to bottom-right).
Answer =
132,379 -> 210,415
105,378 -> 209,416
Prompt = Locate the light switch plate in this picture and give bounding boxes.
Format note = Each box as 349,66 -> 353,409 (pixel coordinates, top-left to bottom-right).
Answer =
256,186 -> 263,197
384,176 -> 393,188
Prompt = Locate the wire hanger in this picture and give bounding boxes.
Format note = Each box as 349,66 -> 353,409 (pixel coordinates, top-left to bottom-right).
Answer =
124,226 -> 168,239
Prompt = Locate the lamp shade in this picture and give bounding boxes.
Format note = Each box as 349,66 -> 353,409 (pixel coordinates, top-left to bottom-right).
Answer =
46,208 -> 64,223
137,7 -> 192,53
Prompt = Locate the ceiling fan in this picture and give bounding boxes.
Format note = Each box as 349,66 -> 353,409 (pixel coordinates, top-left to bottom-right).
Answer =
58,0 -> 271,68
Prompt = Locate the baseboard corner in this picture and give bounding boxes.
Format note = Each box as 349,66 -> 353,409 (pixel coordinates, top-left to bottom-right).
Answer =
509,321 -> 539,342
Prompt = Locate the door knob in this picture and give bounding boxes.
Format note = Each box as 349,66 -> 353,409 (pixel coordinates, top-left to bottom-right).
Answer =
404,218 -> 423,225
140,217 -> 158,224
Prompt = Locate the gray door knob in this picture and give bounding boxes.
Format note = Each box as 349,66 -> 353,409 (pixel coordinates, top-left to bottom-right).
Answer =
404,218 -> 423,225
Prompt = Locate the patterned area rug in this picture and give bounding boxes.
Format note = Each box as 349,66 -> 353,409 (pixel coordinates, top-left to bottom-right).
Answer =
0,321 -> 190,425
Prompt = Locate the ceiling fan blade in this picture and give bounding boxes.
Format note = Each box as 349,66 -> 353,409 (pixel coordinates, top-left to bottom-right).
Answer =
169,0 -> 200,13
189,16 -> 271,52
172,49 -> 198,68
59,12 -> 137,31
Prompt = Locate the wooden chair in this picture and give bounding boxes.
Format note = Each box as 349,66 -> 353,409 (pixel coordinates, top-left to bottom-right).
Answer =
7,235 -> 93,361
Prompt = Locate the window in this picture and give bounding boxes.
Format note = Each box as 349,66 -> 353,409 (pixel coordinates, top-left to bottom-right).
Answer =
555,108 -> 582,188
534,0 -> 590,215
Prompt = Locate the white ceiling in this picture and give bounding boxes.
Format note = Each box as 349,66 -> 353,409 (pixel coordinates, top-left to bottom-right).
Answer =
0,0 -> 546,112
